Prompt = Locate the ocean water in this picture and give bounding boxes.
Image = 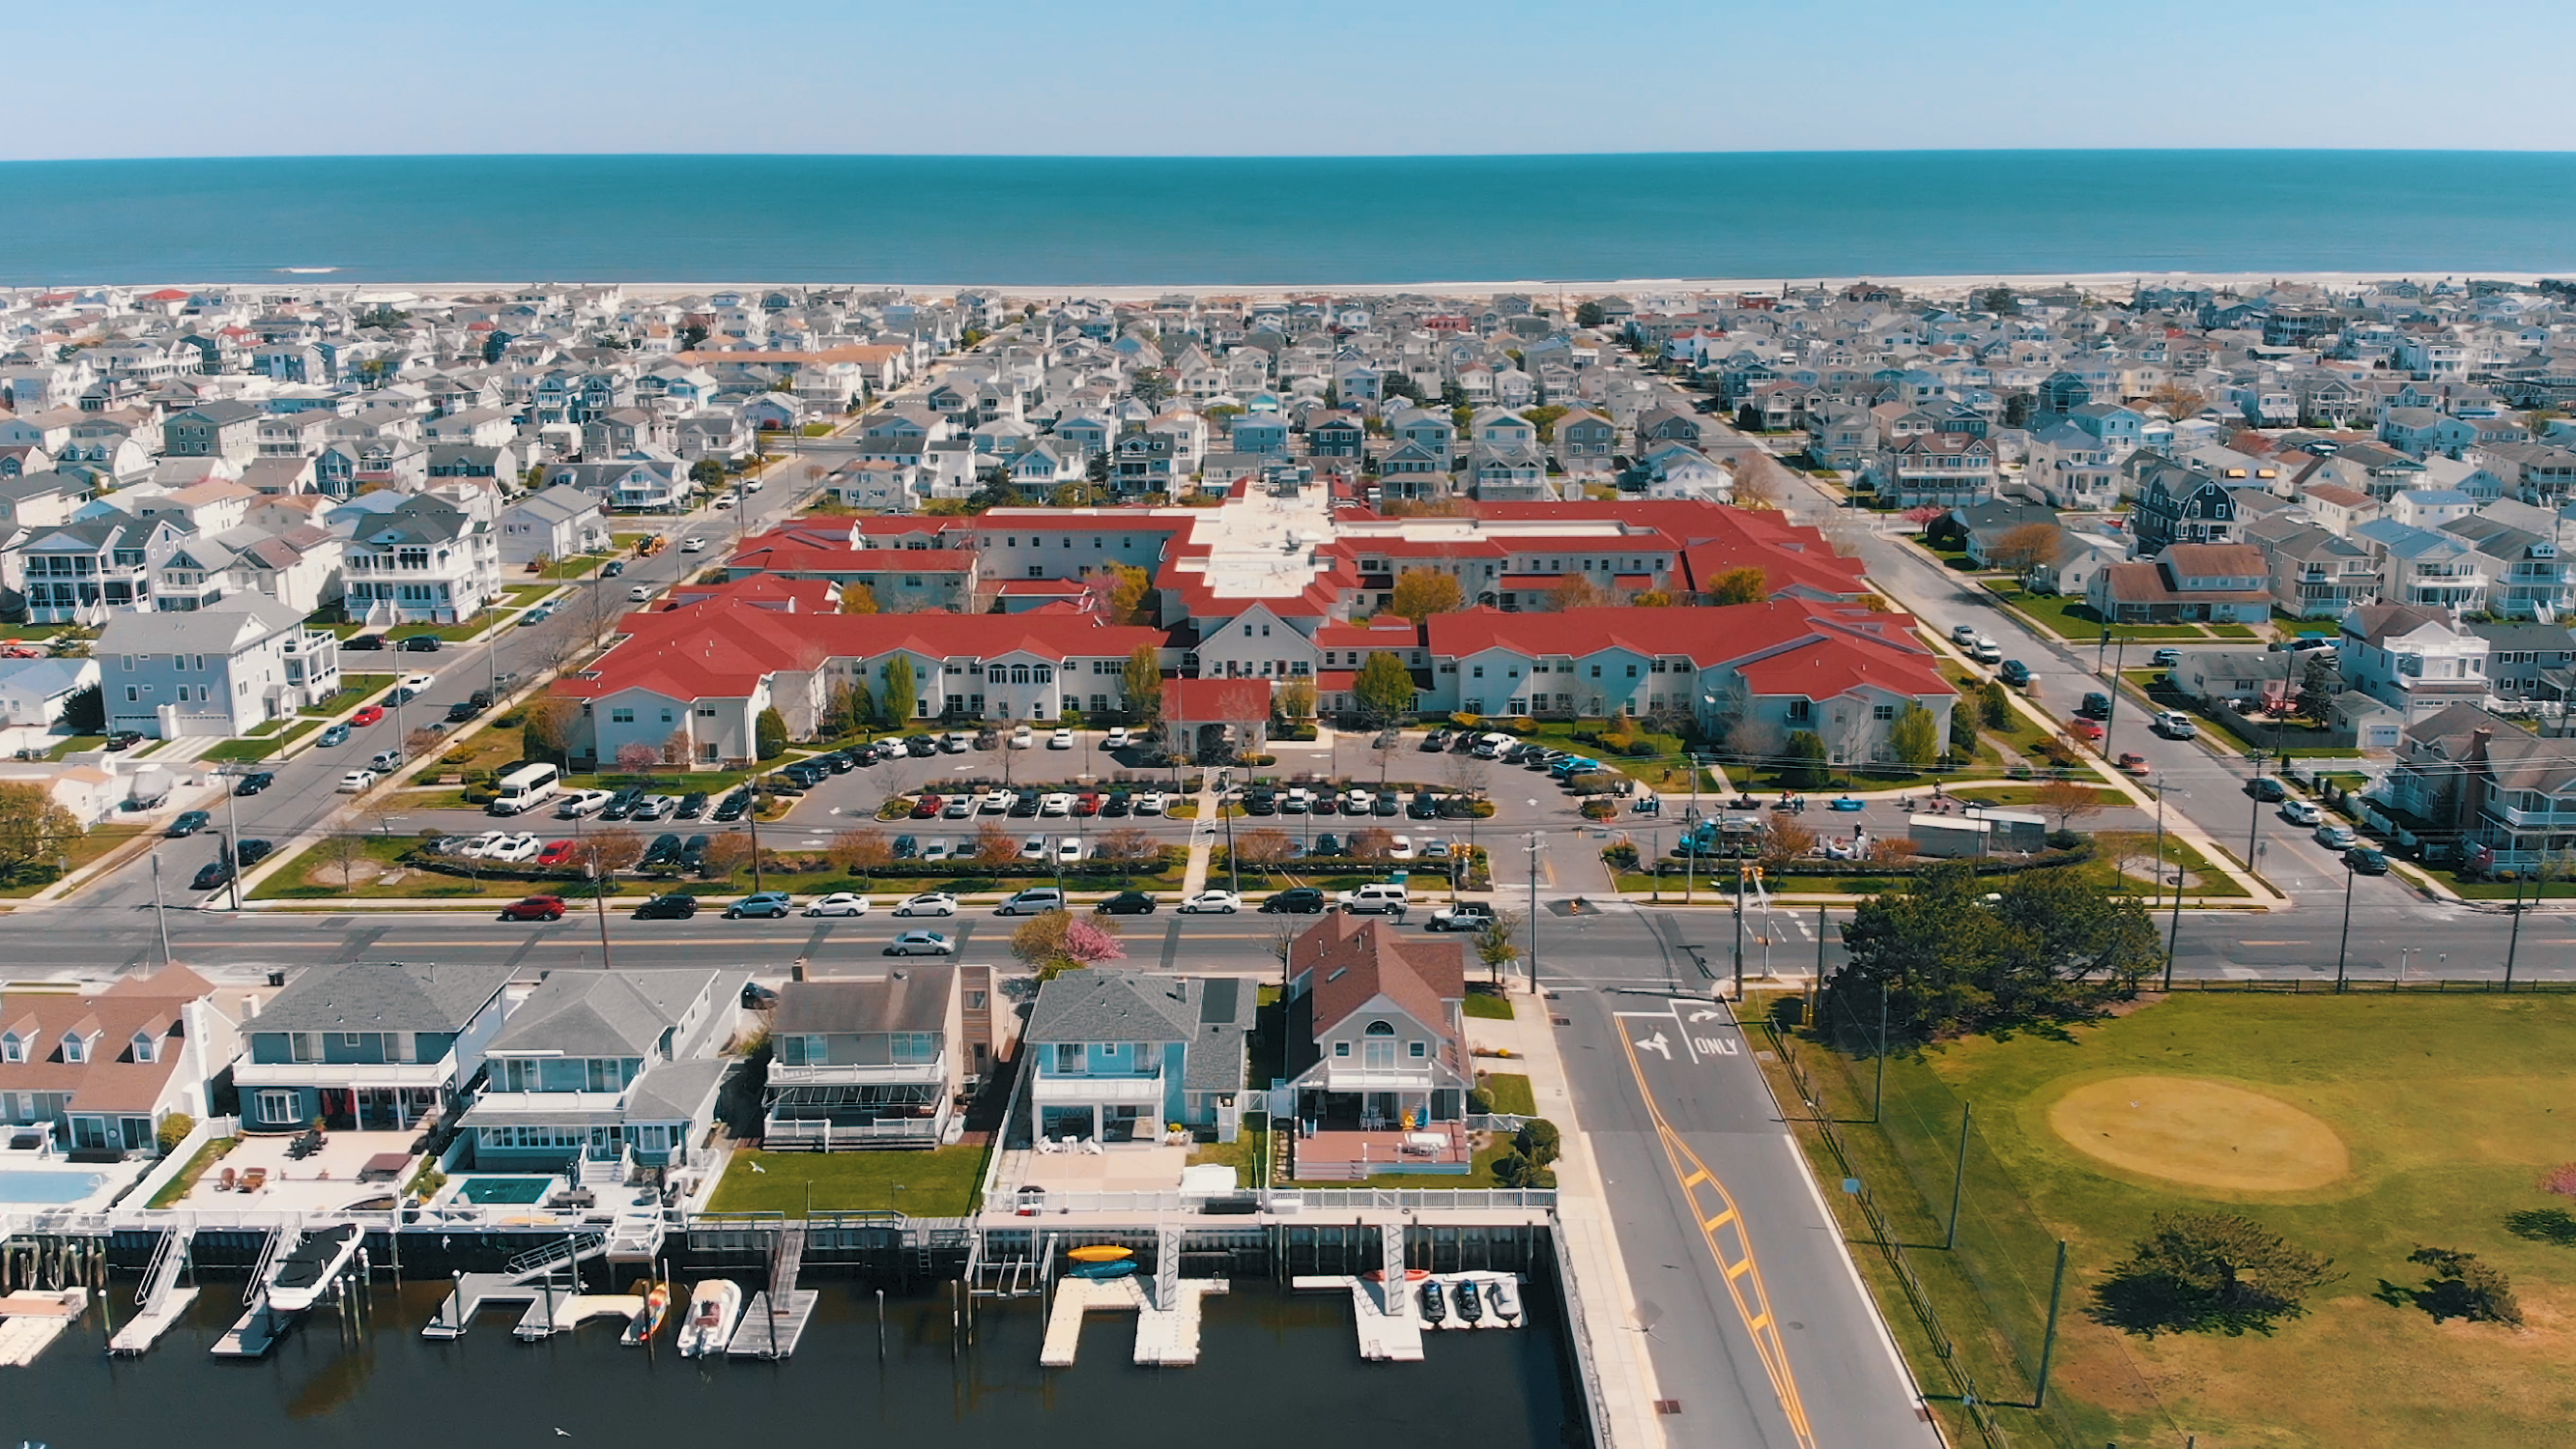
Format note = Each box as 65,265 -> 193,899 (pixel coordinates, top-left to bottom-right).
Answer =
3,150 -> 2575,285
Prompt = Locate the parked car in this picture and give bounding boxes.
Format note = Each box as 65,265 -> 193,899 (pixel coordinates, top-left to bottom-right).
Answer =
909,794 -> 944,820
712,790 -> 751,822
400,635 -> 444,653
2279,800 -> 2322,826
537,838 -> 582,867
1104,726 -> 1131,750
1180,889 -> 1242,914
343,634 -> 386,651
1096,891 -> 1159,915
2313,822 -> 2358,850
1998,659 -> 2031,688
554,788 -> 611,818
235,838 -> 273,867
1008,790 -> 1041,817
1101,791 -> 1131,818
943,796 -> 974,819
675,791 -> 710,819
1018,834 -> 1047,861
1132,792 -> 1166,816
919,838 -> 954,863
804,893 -> 872,917
1335,883 -> 1410,915
1968,637 -> 2002,665
886,930 -> 956,956
317,723 -> 352,747
349,705 -> 385,726
1047,728 -> 1073,750
1041,792 -> 1073,816
892,834 -> 919,860
2151,710 -> 2198,739
1010,725 -> 1035,749
2246,776 -> 2288,803
1073,791 -> 1102,817
1421,727 -> 1451,752
640,833 -> 684,870
337,769 -> 377,793
190,859 -> 237,892
2344,845 -> 2390,875
633,893 -> 699,919
500,895 -> 567,922
2078,692 -> 2113,720
631,794 -> 677,822
368,749 -> 405,773
894,892 -> 959,917
165,810 -> 211,838
726,891 -> 795,919
1262,887 -> 1328,914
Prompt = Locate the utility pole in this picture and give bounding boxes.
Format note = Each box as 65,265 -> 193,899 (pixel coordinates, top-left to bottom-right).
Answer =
2032,1238 -> 2070,1409
2333,860 -> 2356,992
1946,1100 -> 1972,1251
1525,832 -> 1541,996
151,853 -> 172,970
748,784 -> 764,895
2505,860 -> 2527,988
216,766 -> 246,913
1732,865 -> 1747,1002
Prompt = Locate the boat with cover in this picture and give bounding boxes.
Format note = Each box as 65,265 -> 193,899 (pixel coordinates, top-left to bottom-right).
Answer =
265,1225 -> 363,1314
675,1279 -> 743,1357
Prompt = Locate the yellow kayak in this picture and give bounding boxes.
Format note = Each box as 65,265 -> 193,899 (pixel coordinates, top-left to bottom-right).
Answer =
1068,1245 -> 1132,1264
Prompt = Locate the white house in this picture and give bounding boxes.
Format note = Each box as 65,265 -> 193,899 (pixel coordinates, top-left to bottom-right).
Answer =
498,484 -> 607,567
96,595 -> 343,738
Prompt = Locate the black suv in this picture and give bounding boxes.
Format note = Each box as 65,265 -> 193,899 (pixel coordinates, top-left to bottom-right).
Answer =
343,634 -> 386,651
1408,792 -> 1439,819
599,786 -> 646,820
232,771 -> 275,796
400,635 -> 443,653
712,790 -> 751,822
1101,791 -> 1131,818
1008,791 -> 1041,817
675,791 -> 709,819
235,838 -> 273,867
633,893 -> 699,920
444,700 -> 481,724
1244,788 -> 1277,815
1096,891 -> 1159,915
1262,887 -> 1328,914
640,833 -> 684,870
1421,728 -> 1450,752
678,835 -> 710,873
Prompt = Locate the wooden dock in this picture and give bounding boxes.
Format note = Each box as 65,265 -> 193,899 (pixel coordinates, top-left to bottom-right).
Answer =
726,1289 -> 818,1359
0,1288 -> 86,1368
1039,1275 -> 1227,1368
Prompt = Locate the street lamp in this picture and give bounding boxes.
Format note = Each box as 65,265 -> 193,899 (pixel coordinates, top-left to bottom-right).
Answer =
1523,819 -> 1541,996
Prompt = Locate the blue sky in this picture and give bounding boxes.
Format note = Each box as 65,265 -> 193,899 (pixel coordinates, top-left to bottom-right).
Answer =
14,0 -> 2576,160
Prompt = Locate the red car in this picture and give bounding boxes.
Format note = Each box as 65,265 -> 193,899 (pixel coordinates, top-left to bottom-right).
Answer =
909,794 -> 943,819
351,704 -> 386,726
499,895 -> 567,922
536,838 -> 581,867
1073,790 -> 1102,817
2069,718 -> 2105,743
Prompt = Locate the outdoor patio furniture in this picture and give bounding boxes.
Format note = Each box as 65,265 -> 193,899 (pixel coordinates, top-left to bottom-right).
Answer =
358,1152 -> 411,1183
216,1167 -> 238,1192
240,1167 -> 268,1193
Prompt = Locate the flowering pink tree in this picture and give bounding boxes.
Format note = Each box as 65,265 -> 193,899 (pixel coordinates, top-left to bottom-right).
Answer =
1064,916 -> 1128,965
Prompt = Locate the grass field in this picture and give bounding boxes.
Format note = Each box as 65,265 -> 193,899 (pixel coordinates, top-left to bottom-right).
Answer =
707,1144 -> 988,1216
1983,582 -> 2212,642
1778,993 -> 2576,1448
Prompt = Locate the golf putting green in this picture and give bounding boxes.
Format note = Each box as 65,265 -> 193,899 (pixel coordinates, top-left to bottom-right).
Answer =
2046,1075 -> 2350,1192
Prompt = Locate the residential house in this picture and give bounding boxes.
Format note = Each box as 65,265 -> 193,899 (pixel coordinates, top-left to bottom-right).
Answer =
6,512 -> 188,624
1553,409 -> 1618,474
2383,703 -> 2576,869
97,594 -> 342,737
1872,430 -> 1997,507
333,493 -> 501,625
2247,518 -> 2378,619
2131,460 -> 2241,554
0,967 -> 242,1158
233,961 -> 515,1133
761,967 -> 994,1150
2351,519 -> 2487,612
0,656 -> 99,726
2469,620 -> 2576,701
2338,602 -> 2489,724
1275,913 -> 1474,1175
161,400 -> 264,467
459,967 -> 744,1176
499,484 -> 609,568
2087,544 -> 2272,625
2159,647 -> 2293,710
1022,971 -> 1254,1143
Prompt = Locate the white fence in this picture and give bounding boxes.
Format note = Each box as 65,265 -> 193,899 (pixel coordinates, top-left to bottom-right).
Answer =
115,1114 -> 240,1211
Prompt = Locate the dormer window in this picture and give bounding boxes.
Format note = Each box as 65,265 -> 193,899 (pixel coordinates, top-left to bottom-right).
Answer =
61,1031 -> 87,1065
130,1030 -> 157,1065
0,1031 -> 19,1064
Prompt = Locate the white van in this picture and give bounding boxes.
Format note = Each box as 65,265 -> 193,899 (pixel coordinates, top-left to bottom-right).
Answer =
995,887 -> 1066,916
1336,883 -> 1411,915
488,761 -> 561,816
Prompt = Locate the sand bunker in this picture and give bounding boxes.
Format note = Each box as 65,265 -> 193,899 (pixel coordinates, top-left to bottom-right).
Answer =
2046,1076 -> 2349,1192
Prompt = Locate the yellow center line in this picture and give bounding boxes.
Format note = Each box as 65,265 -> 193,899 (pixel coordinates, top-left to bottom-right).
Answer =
1617,1022 -> 1818,1449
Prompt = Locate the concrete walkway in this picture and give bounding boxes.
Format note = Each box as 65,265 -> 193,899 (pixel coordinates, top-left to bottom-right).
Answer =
1469,997 -> 1668,1449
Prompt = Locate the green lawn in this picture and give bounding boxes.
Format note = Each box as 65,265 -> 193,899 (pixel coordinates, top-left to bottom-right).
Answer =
707,1144 -> 988,1216
1462,986 -> 1516,1020
148,1135 -> 239,1208
1983,582 -> 2210,642
1477,1071 -> 1536,1116
533,553 -> 614,581
1943,782 -> 2126,810
0,824 -> 142,897
44,734 -> 104,760
1774,994 -> 2576,1449
386,611 -> 504,643
502,583 -> 560,608
201,737 -> 283,763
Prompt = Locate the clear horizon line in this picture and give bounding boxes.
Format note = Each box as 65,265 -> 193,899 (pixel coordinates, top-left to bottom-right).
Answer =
5,145 -> 2576,166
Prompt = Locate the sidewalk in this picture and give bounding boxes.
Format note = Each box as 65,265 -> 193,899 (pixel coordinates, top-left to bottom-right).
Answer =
1469,998 -> 1668,1449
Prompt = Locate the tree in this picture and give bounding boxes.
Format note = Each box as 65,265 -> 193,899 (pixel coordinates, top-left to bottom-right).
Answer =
881,655 -> 917,728
820,681 -> 861,739
1709,566 -> 1769,605
2092,1211 -> 2336,1337
688,457 -> 728,491
1131,368 -> 1174,406
755,707 -> 787,760
1102,562 -> 1155,625
1829,861 -> 2161,1041
1574,301 -> 1605,328
973,821 -> 1019,867
700,832 -> 755,879
1354,651 -> 1417,724
2295,653 -> 2338,724
2403,1246 -> 2522,1327
1548,575 -> 1613,611
839,582 -> 879,614
1760,817 -> 1818,872
1235,828 -> 1293,867
1989,523 -> 2066,587
1389,567 -> 1464,622
1732,458 -> 1785,510
1095,826 -> 1156,865
323,833 -> 366,893
1514,1119 -> 1562,1167
2002,393 -> 2036,429
1275,677 -> 1317,722
407,727 -> 444,761
1474,910 -> 1525,983
828,829 -> 893,874
1976,286 -> 2020,316
614,740 -> 661,774
521,696 -> 581,764
1347,827 -> 1394,861
1011,909 -> 1125,979
1781,730 -> 1829,789
1124,645 -> 1162,724
1889,703 -> 1940,769
2035,779 -> 2108,833
2148,384 -> 2209,420
1522,404 -> 1569,442
1948,700 -> 1978,758
581,828 -> 645,878
59,683 -> 102,734
1632,589 -> 1675,607
1979,678 -> 2014,730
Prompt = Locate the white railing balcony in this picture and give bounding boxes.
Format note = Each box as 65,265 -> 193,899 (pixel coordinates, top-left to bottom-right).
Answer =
233,1059 -> 456,1089
765,1058 -> 945,1088
1030,1068 -> 1163,1107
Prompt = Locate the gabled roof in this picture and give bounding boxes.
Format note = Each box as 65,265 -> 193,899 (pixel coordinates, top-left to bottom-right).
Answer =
487,969 -> 722,1058
251,961 -> 514,1035
773,968 -> 954,1037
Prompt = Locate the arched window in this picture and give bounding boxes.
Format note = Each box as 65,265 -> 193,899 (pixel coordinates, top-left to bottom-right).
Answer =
0,1032 -> 19,1064
61,1032 -> 85,1065
1364,1020 -> 1395,1036
1034,665 -> 1052,684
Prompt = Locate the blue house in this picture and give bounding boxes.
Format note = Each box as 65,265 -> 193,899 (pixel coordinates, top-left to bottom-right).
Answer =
1229,416 -> 1291,457
231,961 -> 513,1134
1022,972 -> 1254,1144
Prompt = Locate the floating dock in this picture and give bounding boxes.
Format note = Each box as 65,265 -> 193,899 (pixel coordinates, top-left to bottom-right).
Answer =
210,1302 -> 290,1359
0,1288 -> 87,1368
726,1289 -> 819,1360
107,1287 -> 198,1356
1039,1274 -> 1228,1368
1291,1272 -> 1526,1360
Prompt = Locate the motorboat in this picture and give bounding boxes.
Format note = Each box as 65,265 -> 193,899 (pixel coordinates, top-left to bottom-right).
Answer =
265,1225 -> 364,1314
1417,1279 -> 1446,1325
1451,1277 -> 1483,1324
1070,1259 -> 1137,1280
1067,1244 -> 1132,1264
1485,1276 -> 1523,1322
621,1281 -> 671,1346
675,1279 -> 743,1357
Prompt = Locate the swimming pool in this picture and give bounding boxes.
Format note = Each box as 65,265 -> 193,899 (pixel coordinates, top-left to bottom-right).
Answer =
0,1170 -> 106,1205
453,1175 -> 555,1206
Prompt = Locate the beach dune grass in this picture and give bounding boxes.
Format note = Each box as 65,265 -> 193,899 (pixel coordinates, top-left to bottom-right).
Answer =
1792,993 -> 2576,1449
